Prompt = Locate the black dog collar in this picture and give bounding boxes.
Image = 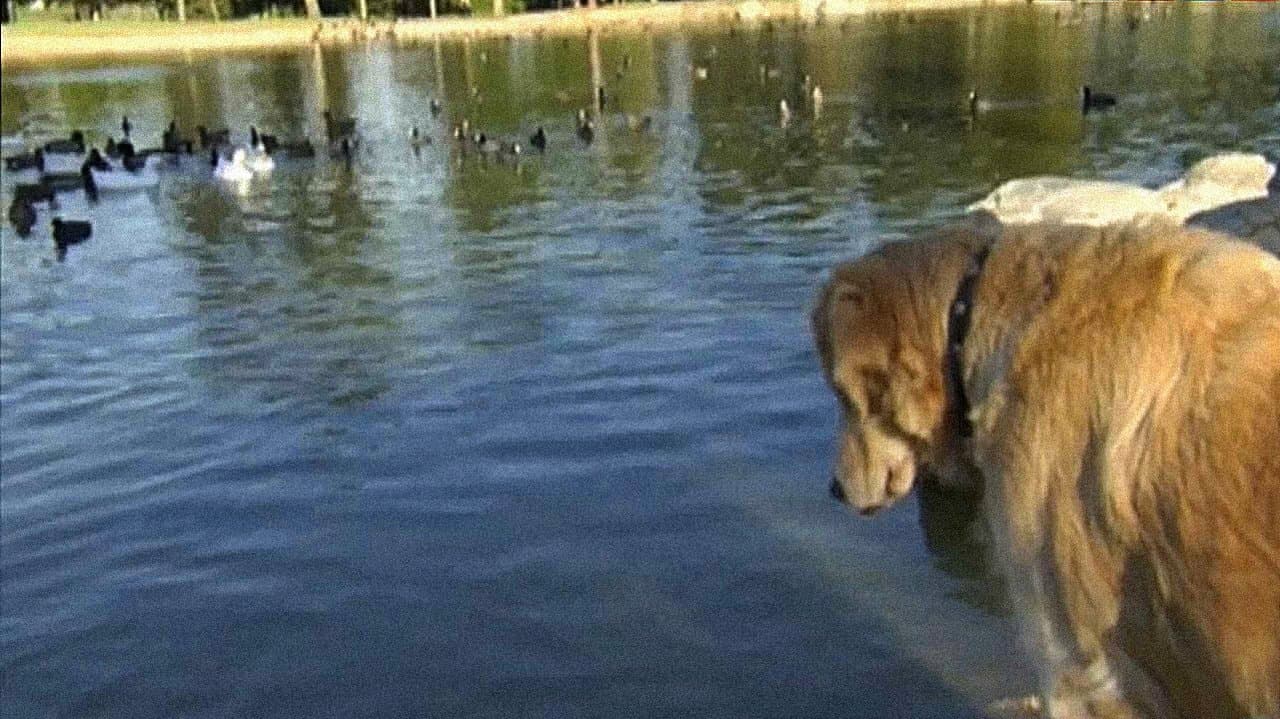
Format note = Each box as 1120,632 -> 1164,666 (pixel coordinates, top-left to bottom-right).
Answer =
946,245 -> 990,439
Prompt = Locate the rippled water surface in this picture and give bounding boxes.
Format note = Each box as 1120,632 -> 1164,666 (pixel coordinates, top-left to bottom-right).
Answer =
3,5 -> 1279,717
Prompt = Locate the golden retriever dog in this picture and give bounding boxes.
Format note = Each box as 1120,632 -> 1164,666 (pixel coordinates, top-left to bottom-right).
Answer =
811,216 -> 1280,718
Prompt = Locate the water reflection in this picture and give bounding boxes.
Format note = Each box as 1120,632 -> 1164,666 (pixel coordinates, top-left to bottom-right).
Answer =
3,5 -> 1279,718
172,160 -> 401,410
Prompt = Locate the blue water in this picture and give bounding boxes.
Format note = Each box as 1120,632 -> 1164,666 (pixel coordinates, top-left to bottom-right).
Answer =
3,4 -> 1278,717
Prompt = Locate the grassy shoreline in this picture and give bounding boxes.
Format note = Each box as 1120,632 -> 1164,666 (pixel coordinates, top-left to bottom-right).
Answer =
1,0 -> 1022,66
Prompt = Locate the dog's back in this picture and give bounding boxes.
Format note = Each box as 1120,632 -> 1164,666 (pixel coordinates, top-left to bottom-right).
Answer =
970,221 -> 1280,717
1125,229 -> 1280,717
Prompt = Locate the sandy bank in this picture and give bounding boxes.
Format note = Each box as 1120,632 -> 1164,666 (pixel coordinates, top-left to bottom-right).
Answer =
2,0 -> 1020,66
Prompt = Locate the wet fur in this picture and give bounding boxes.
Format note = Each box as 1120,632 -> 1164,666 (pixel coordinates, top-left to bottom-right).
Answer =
812,218 -> 1280,717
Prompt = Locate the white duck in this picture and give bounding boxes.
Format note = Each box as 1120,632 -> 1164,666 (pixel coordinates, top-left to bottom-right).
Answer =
968,153 -> 1275,227
245,142 -> 275,174
213,147 -> 254,183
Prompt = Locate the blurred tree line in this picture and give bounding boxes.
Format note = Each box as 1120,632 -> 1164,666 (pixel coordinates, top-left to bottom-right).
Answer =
5,0 -> 634,21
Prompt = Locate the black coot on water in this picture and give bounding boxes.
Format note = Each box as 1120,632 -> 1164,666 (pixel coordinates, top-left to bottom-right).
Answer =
52,218 -> 92,261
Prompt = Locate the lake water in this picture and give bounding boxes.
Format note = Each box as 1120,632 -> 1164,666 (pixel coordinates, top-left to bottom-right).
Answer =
2,5 -> 1278,717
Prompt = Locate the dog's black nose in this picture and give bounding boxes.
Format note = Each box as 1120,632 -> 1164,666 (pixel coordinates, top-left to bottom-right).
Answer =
829,477 -> 845,502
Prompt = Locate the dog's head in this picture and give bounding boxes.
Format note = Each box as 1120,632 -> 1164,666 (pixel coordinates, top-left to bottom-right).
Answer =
812,234 -> 987,515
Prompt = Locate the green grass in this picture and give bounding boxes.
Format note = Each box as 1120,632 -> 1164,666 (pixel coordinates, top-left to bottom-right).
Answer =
2,0 -> 670,35
3,15 -> 319,36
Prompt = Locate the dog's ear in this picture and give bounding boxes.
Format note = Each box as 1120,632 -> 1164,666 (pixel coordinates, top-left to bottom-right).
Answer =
813,277 -> 866,366
812,278 -> 845,378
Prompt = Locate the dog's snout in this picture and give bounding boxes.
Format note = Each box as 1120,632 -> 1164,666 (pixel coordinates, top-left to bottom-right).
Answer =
829,476 -> 846,503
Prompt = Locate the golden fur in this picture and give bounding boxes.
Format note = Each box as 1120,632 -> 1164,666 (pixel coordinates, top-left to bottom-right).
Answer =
812,217 -> 1280,718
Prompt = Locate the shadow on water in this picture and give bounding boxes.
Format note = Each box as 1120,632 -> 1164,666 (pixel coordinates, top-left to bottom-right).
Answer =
917,476 -> 1009,617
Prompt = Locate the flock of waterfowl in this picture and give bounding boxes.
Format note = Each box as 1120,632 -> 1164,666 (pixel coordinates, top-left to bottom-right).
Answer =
1,110 -> 364,260
443,86 -> 650,160
2,59 -> 1271,264
1,84 -> 666,261
3,0 -> 1144,260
